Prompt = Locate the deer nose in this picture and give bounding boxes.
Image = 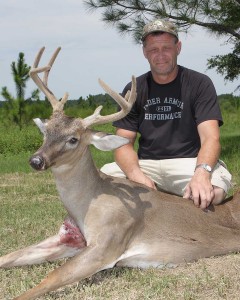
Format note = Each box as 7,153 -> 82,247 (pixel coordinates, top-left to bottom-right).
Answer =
29,155 -> 45,170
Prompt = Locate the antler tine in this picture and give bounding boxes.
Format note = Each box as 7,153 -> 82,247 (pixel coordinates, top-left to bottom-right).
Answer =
33,47 -> 45,68
29,47 -> 68,112
43,47 -> 61,87
82,76 -> 137,128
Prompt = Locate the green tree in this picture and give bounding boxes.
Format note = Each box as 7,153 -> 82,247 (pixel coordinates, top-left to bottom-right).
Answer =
85,0 -> 240,85
1,52 -> 38,129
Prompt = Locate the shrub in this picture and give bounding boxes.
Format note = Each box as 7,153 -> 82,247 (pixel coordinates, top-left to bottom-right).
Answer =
0,124 -> 42,155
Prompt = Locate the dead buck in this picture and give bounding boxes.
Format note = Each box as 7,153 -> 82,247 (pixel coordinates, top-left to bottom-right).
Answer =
0,47 -> 240,300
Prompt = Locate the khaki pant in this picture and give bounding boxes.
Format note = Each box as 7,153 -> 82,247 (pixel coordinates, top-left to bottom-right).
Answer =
100,158 -> 232,196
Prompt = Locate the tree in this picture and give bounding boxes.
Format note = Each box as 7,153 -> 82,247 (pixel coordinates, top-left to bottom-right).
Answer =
1,52 -> 38,129
84,0 -> 240,85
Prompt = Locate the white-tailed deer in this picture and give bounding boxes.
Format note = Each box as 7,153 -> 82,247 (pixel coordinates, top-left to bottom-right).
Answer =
0,47 -> 240,300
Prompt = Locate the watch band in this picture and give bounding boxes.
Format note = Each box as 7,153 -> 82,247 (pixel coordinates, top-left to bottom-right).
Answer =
194,163 -> 212,173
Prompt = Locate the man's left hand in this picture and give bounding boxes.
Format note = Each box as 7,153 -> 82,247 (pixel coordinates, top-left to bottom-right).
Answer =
183,168 -> 215,209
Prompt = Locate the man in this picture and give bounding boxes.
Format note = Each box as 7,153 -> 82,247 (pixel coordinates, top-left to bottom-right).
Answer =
101,19 -> 232,209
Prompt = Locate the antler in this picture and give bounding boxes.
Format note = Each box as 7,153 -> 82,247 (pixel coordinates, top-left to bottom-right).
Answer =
82,76 -> 137,128
29,47 -> 68,112
30,47 -> 136,122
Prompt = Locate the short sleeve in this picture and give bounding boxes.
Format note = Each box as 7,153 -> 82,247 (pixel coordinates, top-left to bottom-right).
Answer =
192,75 -> 223,126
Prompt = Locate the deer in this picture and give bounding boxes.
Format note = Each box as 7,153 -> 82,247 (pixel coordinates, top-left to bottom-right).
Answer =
0,47 -> 240,300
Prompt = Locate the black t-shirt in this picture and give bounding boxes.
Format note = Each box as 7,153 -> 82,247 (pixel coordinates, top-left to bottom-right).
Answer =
113,66 -> 223,160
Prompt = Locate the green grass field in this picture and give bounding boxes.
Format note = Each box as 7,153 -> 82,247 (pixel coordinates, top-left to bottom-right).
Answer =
0,106 -> 239,299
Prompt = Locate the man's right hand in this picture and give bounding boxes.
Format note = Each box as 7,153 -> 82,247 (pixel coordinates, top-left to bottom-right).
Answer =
128,170 -> 157,190
114,128 -> 156,190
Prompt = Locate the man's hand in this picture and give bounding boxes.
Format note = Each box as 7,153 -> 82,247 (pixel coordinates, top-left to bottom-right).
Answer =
114,128 -> 157,190
185,119 -> 221,209
128,169 -> 157,190
183,168 -> 215,209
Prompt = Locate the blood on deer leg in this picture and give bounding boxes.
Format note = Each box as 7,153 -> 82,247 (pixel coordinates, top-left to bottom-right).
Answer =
59,216 -> 86,248
0,216 -> 86,268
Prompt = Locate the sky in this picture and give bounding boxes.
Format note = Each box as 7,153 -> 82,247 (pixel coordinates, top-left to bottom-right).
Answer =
0,0 -> 238,100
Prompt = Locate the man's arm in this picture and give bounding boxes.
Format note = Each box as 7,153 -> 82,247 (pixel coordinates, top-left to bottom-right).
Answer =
183,120 -> 221,209
114,128 -> 156,189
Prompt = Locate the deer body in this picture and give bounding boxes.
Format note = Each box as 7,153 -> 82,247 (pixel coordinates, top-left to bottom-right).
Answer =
0,47 -> 240,300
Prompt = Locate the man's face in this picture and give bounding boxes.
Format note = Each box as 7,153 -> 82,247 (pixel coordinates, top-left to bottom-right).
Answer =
143,33 -> 181,77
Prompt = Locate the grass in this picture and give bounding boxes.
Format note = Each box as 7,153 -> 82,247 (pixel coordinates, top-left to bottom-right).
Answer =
220,109 -> 240,188
0,106 -> 239,299
0,153 -> 32,174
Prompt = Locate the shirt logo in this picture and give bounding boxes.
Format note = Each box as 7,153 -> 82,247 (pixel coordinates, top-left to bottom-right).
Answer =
144,97 -> 184,121
156,106 -> 171,112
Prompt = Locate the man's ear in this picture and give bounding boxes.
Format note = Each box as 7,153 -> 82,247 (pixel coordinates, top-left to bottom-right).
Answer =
33,118 -> 48,135
177,41 -> 182,55
142,45 -> 148,59
90,131 -> 130,151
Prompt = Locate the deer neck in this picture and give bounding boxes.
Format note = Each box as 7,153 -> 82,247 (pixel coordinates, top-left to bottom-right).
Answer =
51,147 -> 102,227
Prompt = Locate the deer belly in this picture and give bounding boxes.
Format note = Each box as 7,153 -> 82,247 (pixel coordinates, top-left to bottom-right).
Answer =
58,217 -> 86,248
116,244 -> 177,269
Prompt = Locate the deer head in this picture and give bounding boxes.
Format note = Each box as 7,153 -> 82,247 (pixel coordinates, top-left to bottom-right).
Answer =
29,47 -> 136,170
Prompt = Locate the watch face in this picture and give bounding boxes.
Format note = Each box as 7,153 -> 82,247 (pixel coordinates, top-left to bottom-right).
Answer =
195,164 -> 212,173
204,164 -> 212,172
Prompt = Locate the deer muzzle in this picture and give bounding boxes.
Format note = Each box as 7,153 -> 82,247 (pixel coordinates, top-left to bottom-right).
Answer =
29,155 -> 46,170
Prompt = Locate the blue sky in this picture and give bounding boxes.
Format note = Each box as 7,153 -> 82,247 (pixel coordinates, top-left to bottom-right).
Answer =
0,0 -> 238,99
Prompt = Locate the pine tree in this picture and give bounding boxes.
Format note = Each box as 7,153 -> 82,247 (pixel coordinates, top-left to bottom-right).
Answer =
85,0 -> 240,84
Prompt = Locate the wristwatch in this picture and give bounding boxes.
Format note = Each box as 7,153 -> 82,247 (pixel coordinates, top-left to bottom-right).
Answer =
194,163 -> 212,173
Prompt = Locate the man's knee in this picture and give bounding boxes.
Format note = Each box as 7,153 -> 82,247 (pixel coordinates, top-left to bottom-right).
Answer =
100,162 -> 126,178
212,186 -> 227,205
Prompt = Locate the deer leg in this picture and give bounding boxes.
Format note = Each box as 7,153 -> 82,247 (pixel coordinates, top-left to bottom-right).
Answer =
0,216 -> 86,268
13,243 -> 118,300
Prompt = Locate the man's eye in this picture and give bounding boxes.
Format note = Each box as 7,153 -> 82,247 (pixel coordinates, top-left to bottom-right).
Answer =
163,47 -> 171,51
69,138 -> 78,144
149,48 -> 158,53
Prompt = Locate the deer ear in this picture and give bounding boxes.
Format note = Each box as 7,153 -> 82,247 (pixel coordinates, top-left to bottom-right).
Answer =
33,118 -> 48,135
90,132 -> 130,151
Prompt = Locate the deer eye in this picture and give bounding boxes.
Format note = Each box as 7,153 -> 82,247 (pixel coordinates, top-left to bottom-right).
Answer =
68,137 -> 78,145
